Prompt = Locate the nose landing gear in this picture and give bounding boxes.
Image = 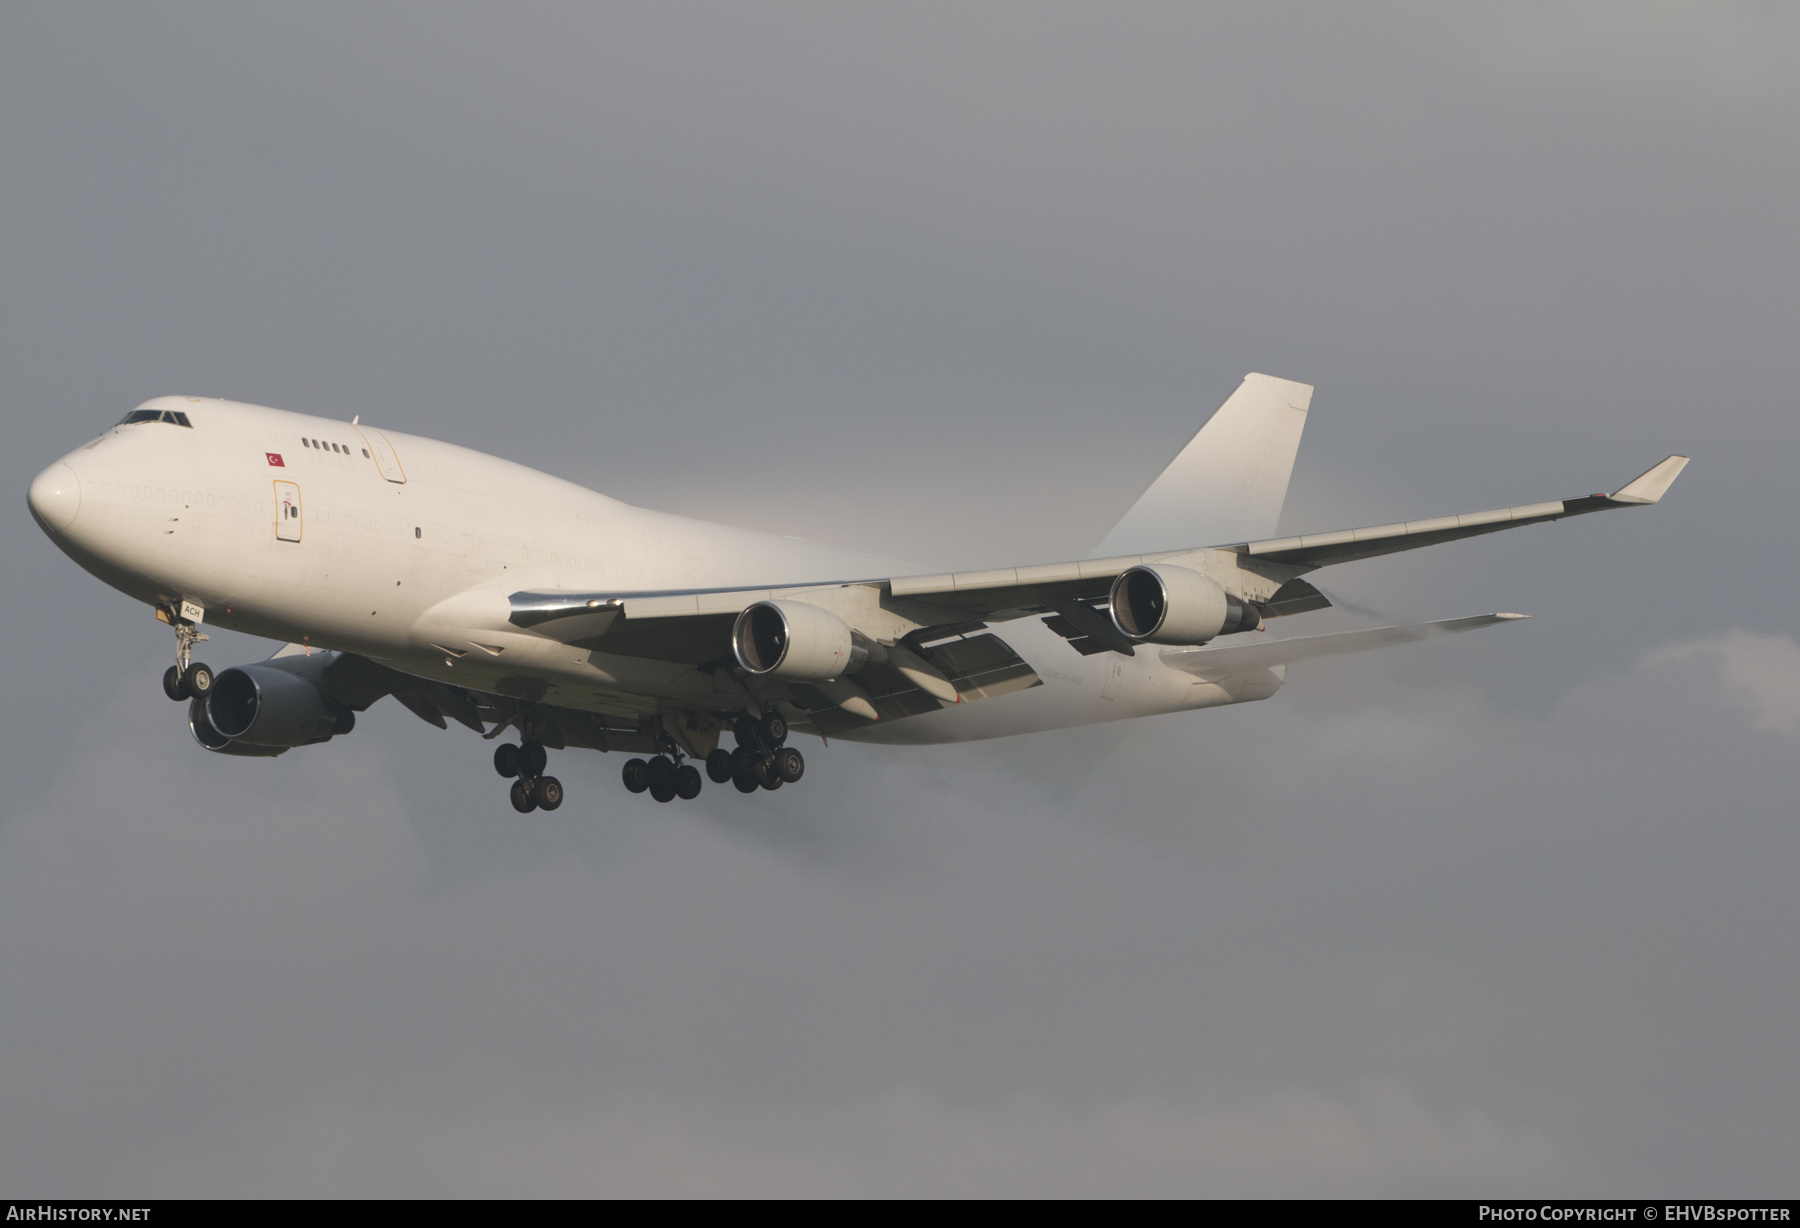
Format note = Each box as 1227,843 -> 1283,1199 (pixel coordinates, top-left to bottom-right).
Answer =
162,620 -> 214,702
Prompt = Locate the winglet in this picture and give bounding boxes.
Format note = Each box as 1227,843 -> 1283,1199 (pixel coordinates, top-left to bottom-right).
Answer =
1609,455 -> 1689,505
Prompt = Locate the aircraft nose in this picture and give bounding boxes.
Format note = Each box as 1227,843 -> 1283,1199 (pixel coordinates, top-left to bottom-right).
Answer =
28,462 -> 82,533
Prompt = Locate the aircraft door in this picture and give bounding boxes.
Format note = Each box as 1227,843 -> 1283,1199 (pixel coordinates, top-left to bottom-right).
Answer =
274,481 -> 302,542
1101,656 -> 1124,700
355,428 -> 407,484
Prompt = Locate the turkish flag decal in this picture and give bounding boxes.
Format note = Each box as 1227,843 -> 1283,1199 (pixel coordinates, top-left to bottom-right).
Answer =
267,453 -> 285,467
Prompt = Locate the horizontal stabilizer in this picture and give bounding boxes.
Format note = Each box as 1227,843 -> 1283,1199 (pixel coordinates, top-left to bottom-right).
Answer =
1162,613 -> 1527,681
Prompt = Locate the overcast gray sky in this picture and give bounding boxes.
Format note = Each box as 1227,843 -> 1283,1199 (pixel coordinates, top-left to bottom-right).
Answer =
3,2 -> 1797,1196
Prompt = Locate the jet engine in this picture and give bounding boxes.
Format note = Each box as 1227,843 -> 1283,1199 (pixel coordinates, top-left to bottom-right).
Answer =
198,662 -> 355,752
188,696 -> 287,756
732,600 -> 885,681
1108,564 -> 1262,646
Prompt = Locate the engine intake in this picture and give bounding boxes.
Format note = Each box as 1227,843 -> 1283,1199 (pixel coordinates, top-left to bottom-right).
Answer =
1109,564 -> 1261,645
205,664 -> 355,748
732,600 -> 884,680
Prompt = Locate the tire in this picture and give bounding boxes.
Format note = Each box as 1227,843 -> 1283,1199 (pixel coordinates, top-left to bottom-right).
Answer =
181,662 -> 214,698
705,748 -> 735,784
649,775 -> 677,804
773,746 -> 805,783
760,772 -> 783,791
519,740 -> 548,777
758,711 -> 787,748
675,764 -> 702,800
493,743 -> 521,778
732,769 -> 760,794
622,758 -> 650,794
163,666 -> 187,702
510,779 -> 538,813
734,716 -> 761,750
534,775 -> 564,811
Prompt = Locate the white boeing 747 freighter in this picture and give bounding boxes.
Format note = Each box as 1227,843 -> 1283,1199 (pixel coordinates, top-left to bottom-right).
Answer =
28,375 -> 1686,812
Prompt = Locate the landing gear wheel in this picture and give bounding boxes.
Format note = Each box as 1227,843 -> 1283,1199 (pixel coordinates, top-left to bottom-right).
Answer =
163,666 -> 187,702
760,771 -> 784,792
510,779 -> 538,813
732,768 -> 760,794
518,741 -> 548,778
647,755 -> 677,803
493,743 -> 522,778
773,746 -> 805,783
622,758 -> 650,794
734,716 -> 761,749
706,748 -> 735,783
758,712 -> 788,747
749,755 -> 776,789
675,764 -> 702,800
533,775 -> 564,811
181,662 -> 214,698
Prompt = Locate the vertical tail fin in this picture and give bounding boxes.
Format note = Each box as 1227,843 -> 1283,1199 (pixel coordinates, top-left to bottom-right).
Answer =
1089,372 -> 1312,557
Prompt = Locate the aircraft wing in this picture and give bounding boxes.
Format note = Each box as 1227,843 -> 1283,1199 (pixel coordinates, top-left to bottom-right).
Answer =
487,454 -> 1682,738
1161,612 -> 1527,681
507,454 -> 1686,656
1233,455 -> 1689,570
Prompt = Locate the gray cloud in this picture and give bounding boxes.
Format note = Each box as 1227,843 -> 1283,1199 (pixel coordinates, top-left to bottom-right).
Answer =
3,2 -> 1797,1195
4,630 -> 1798,1195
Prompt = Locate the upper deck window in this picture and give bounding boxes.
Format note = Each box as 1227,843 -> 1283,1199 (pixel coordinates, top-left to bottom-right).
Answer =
117,409 -> 192,427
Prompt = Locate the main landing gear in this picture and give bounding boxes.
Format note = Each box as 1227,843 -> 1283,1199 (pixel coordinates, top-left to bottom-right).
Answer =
492,710 -> 809,812
619,711 -> 805,803
161,620 -> 214,703
493,739 -> 563,813
621,754 -> 703,804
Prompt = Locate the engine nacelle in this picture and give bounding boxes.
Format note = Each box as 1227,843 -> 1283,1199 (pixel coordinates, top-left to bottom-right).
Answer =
1108,564 -> 1262,645
205,664 -> 355,749
188,697 -> 288,756
732,600 -> 883,681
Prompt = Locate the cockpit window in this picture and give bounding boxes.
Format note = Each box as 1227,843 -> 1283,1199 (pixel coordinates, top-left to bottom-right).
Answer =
117,409 -> 193,427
